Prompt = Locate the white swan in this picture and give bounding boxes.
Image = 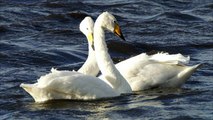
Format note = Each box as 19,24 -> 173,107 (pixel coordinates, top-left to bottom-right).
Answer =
93,12 -> 132,93
81,14 -> 201,91
20,15 -> 131,102
77,17 -> 98,76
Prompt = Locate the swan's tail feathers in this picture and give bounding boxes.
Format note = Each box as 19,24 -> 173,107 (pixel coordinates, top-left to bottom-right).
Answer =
193,64 -> 203,70
20,83 -> 33,94
187,64 -> 202,74
20,83 -> 44,102
178,64 -> 202,86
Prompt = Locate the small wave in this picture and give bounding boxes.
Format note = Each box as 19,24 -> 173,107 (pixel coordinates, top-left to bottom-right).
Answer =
0,52 -> 9,59
203,3 -> 213,9
107,40 -> 141,55
189,42 -> 213,48
42,11 -> 89,22
43,49 -> 86,66
161,11 -> 204,21
41,1 -> 89,11
67,11 -> 89,20
41,1 -> 70,8
45,14 -> 70,22
171,116 -> 202,120
0,26 -> 8,33
44,29 -> 75,35
0,42 -> 21,51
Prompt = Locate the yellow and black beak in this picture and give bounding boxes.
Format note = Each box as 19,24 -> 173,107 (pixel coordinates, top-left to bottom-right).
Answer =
87,33 -> 95,51
114,23 -> 125,41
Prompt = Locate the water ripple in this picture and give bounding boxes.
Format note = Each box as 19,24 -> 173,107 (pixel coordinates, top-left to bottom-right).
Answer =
0,0 -> 212,119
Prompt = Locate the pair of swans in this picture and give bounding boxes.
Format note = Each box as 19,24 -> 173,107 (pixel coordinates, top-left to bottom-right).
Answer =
79,16 -> 201,91
21,12 -> 201,102
20,12 -> 131,102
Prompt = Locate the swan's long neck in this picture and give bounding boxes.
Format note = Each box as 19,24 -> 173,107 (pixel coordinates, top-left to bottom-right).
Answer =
94,23 -> 131,94
77,44 -> 99,76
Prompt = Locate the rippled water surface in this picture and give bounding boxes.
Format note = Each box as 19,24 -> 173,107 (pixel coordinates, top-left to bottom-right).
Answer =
0,0 -> 212,119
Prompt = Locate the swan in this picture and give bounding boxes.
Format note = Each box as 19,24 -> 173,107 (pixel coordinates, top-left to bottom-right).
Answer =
20,15 -> 131,102
77,16 -> 99,76
93,12 -> 132,93
81,14 -> 201,91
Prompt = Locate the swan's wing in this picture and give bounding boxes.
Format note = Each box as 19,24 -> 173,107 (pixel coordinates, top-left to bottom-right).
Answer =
124,63 -> 187,91
37,68 -> 80,85
21,70 -> 119,102
114,53 -> 198,91
96,53 -> 148,87
21,68 -> 120,102
115,53 -> 151,80
115,52 -> 190,75
123,63 -> 201,91
115,53 -> 149,72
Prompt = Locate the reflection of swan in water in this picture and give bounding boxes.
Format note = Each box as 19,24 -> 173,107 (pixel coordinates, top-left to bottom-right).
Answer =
20,13 -> 131,102
27,99 -> 112,111
82,16 -> 201,91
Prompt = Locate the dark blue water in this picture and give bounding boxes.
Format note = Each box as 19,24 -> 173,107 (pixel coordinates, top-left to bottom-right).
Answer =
0,0 -> 212,119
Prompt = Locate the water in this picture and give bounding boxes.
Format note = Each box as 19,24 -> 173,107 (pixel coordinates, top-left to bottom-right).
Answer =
0,0 -> 212,119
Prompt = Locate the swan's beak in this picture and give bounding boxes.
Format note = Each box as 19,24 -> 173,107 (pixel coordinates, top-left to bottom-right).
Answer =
114,23 -> 125,41
87,33 -> 95,51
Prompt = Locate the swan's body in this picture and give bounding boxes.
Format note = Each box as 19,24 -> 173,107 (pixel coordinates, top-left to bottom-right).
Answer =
21,68 -> 119,102
80,16 -> 201,91
95,52 -> 201,91
114,53 -> 201,91
20,15 -> 129,102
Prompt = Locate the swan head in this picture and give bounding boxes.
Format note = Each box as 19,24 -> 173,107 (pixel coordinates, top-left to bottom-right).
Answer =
96,11 -> 125,41
80,16 -> 95,50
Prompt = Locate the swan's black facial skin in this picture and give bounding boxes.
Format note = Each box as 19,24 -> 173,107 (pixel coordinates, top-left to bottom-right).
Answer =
91,42 -> 95,51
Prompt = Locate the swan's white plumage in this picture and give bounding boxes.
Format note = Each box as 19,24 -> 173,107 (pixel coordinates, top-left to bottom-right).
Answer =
149,52 -> 190,65
107,52 -> 200,91
115,54 -> 201,91
77,17 -> 99,76
93,12 -> 132,94
20,16 -> 127,102
21,68 -> 118,102
81,16 -> 200,91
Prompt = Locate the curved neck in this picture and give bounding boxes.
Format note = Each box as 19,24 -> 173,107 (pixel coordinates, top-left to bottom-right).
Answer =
94,22 -> 131,94
77,44 -> 99,76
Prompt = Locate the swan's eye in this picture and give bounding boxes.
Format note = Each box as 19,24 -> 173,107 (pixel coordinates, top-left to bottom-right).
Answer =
114,21 -> 116,23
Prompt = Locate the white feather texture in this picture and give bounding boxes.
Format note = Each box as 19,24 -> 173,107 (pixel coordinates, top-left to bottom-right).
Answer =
93,12 -> 132,94
77,17 -> 99,76
81,16 -> 201,91
114,53 -> 201,91
20,15 -> 130,102
20,68 -> 119,102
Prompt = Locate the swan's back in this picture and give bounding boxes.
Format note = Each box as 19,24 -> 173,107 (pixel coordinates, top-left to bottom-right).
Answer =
114,53 -> 201,91
21,69 -> 119,102
149,53 -> 190,65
